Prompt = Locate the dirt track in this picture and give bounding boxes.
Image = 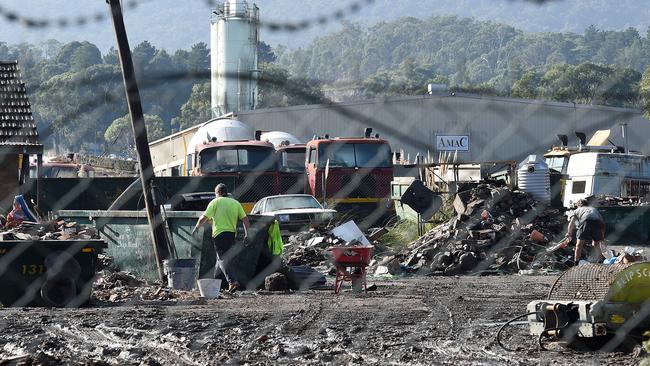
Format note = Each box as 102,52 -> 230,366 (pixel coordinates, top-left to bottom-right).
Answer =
0,275 -> 642,365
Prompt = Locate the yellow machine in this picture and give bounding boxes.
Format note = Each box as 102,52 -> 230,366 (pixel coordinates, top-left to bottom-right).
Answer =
526,262 -> 650,348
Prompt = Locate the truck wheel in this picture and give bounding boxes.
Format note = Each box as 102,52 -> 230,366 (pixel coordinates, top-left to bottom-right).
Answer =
41,275 -> 77,307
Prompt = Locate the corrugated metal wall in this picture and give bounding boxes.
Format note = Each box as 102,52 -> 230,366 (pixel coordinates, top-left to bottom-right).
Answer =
237,93 -> 650,163
150,94 -> 650,174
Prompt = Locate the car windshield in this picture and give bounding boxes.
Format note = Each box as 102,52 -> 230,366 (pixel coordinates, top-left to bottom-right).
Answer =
264,196 -> 322,212
200,147 -> 276,173
318,143 -> 392,168
281,149 -> 305,172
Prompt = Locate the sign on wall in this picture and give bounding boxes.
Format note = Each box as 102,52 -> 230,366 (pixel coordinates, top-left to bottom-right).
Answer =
435,135 -> 470,151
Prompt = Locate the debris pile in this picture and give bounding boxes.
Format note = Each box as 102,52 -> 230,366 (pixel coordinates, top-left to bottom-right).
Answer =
590,195 -> 650,206
93,255 -> 199,303
0,220 -> 100,241
283,229 -> 388,271
380,184 -> 572,276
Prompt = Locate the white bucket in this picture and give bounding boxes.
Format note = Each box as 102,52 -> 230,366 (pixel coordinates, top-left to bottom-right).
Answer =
197,279 -> 222,299
163,259 -> 196,291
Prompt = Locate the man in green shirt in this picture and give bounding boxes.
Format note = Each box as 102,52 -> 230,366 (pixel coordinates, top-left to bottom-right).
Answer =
192,183 -> 250,292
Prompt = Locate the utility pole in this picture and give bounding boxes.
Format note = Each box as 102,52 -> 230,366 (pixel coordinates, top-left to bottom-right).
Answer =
107,0 -> 170,280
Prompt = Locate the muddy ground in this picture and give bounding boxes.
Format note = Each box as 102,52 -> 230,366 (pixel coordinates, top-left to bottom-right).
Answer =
0,275 -> 643,365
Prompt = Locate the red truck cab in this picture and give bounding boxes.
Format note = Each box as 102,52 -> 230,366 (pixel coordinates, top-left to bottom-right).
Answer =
192,140 -> 279,211
277,143 -> 307,194
305,135 -> 394,226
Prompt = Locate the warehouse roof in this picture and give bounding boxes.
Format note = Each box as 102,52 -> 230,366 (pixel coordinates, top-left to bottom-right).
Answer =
0,61 -> 42,154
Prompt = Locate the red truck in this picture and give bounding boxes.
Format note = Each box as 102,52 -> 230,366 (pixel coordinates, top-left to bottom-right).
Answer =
305,130 -> 394,227
191,140 -> 279,212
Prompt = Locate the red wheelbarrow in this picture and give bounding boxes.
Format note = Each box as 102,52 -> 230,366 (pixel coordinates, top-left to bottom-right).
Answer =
330,246 -> 373,294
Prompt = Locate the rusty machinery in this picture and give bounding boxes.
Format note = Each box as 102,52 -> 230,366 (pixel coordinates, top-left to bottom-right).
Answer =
498,262 -> 650,351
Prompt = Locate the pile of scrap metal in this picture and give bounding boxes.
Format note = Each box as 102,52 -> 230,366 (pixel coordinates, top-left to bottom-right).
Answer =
282,222 -> 387,270
0,221 -> 100,241
589,195 -> 650,207
0,195 -> 100,241
377,184 -> 574,276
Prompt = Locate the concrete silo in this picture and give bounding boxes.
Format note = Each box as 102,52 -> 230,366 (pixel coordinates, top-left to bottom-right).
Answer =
210,0 -> 260,117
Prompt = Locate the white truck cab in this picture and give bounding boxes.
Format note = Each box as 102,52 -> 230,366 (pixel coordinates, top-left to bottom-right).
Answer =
563,151 -> 650,207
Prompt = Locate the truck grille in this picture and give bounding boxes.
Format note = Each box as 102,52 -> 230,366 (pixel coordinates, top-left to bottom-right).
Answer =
280,174 -> 306,194
340,175 -> 376,198
234,174 -> 276,203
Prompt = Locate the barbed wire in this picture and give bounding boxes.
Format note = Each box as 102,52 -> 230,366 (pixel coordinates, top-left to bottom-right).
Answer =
0,1 -> 647,364
205,0 -> 377,32
0,0 -> 378,31
0,0 -> 562,31
0,0 -> 152,29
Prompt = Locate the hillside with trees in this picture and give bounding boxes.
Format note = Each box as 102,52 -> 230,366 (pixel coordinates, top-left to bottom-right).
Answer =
5,14 -> 650,154
280,16 -> 650,105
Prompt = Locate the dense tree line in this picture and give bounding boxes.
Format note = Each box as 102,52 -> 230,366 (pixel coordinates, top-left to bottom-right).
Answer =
281,16 -> 650,110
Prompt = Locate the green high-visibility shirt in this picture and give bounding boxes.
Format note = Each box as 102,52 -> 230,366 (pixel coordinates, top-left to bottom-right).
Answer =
203,196 -> 246,237
267,220 -> 284,256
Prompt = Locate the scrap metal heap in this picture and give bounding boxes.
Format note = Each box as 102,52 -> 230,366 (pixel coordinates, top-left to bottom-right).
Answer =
281,184 -> 571,277
589,195 -> 650,206
0,220 -> 100,241
283,230 -> 389,273
379,184 -> 571,276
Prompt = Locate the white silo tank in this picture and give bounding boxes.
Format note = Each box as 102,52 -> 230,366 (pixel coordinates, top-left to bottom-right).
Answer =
517,155 -> 551,204
187,118 -> 254,154
210,0 -> 260,117
260,131 -> 303,148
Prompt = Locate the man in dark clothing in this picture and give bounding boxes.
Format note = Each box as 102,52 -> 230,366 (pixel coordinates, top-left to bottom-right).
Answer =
567,198 -> 606,264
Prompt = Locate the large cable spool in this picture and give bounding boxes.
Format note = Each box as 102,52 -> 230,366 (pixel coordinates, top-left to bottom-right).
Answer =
548,262 -> 650,303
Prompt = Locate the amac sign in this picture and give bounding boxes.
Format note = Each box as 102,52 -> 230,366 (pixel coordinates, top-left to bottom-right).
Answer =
435,135 -> 470,152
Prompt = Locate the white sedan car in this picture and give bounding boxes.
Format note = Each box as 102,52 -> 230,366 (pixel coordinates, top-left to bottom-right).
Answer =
251,194 -> 337,233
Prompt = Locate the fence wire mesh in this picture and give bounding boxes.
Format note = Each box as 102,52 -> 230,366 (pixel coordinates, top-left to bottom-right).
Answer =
0,0 -> 649,365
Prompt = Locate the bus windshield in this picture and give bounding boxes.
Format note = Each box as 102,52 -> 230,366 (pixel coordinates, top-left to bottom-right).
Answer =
318,143 -> 391,168
200,147 -> 276,173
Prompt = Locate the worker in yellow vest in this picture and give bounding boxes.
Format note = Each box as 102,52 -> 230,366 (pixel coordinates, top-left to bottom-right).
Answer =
192,183 -> 250,292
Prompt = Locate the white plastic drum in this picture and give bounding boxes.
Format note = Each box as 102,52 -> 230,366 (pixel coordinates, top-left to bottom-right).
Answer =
517,154 -> 551,204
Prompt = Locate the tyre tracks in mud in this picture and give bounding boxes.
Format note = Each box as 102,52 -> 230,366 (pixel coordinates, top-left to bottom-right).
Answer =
43,321 -> 201,365
279,295 -> 325,336
413,280 -> 544,365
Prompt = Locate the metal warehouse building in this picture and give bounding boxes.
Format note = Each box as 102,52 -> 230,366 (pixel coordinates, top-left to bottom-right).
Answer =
150,93 -> 650,175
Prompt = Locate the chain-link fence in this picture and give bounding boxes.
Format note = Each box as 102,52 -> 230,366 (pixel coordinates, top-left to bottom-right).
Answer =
0,0 -> 649,365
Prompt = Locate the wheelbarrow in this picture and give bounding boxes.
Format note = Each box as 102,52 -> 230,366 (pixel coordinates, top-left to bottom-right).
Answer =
330,246 -> 373,294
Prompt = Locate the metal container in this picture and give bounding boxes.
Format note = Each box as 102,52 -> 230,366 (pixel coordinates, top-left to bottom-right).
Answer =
55,210 -> 204,281
597,205 -> 650,244
0,239 -> 106,307
54,211 -> 275,287
518,155 -> 551,204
